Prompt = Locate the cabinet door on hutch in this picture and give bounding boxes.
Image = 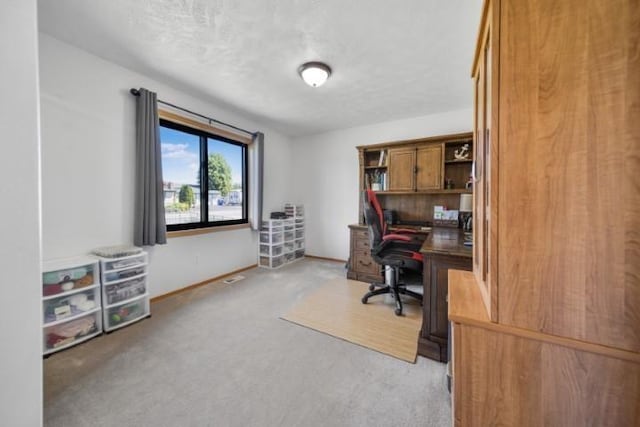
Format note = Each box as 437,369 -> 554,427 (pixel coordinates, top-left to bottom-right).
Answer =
415,144 -> 443,190
387,147 -> 416,191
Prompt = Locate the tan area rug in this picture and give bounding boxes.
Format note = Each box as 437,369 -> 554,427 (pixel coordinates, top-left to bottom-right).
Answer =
281,278 -> 422,363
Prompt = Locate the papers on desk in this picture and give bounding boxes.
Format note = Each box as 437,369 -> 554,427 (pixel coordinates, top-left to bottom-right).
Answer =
434,205 -> 459,227
433,205 -> 459,221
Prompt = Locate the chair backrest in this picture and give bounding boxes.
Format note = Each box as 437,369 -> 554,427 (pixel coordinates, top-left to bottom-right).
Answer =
362,189 -> 386,249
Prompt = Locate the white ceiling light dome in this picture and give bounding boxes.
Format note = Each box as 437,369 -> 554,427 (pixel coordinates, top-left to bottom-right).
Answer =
298,62 -> 332,88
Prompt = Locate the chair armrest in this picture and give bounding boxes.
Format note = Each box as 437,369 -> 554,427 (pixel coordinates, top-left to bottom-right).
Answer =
383,233 -> 412,242
392,228 -> 418,234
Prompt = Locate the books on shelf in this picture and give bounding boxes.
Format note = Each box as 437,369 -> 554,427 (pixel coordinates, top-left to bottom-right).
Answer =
378,150 -> 386,166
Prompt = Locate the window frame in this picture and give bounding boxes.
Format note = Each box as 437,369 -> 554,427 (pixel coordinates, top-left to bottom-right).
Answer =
160,118 -> 249,232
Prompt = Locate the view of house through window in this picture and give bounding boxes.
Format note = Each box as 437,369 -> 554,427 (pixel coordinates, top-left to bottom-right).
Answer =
160,119 -> 247,230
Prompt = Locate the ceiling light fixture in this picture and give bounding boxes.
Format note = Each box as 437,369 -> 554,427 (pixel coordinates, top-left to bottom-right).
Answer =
298,61 -> 332,88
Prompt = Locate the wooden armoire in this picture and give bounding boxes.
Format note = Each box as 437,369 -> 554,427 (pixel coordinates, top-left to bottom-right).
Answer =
449,0 -> 640,425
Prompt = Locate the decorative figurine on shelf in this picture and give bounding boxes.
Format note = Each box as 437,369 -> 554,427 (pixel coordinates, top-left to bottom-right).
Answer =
454,143 -> 470,160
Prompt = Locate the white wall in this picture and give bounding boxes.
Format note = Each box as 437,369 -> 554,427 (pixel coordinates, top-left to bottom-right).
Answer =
0,1 -> 43,425
39,34 -> 292,297
291,109 -> 472,260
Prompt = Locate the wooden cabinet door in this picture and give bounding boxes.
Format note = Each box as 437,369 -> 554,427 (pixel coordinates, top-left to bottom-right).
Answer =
387,147 -> 416,191
497,0 -> 640,351
416,144 -> 443,190
427,255 -> 473,340
472,6 -> 497,322
473,53 -> 487,297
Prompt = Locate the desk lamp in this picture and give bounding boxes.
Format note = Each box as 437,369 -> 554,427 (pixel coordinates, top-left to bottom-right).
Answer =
459,193 -> 472,231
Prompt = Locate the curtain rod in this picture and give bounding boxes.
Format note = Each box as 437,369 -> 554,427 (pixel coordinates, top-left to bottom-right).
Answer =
129,88 -> 256,137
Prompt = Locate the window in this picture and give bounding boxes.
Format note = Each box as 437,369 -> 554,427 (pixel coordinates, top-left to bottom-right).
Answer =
159,119 -> 248,231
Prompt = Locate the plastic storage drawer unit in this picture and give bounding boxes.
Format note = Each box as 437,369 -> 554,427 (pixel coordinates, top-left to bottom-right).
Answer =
42,256 -> 103,355
95,248 -> 151,332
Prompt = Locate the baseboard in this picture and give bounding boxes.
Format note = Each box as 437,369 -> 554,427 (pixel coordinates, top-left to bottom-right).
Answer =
150,264 -> 257,303
305,254 -> 348,264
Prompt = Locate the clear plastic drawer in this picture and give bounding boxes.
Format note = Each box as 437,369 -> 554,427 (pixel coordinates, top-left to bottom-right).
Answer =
272,255 -> 285,268
44,311 -> 100,353
260,243 -> 284,256
105,295 -> 149,330
261,220 -> 284,229
259,254 -> 284,268
104,276 -> 147,306
103,265 -> 146,284
43,288 -> 100,325
101,253 -> 147,271
42,262 -> 97,297
260,232 -> 283,244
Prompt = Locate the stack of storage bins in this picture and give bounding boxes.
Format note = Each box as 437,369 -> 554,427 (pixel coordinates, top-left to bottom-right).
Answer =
259,219 -> 285,268
259,204 -> 305,268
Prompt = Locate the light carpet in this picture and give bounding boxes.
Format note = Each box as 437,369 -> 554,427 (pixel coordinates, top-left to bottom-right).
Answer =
44,259 -> 451,427
281,279 -> 422,363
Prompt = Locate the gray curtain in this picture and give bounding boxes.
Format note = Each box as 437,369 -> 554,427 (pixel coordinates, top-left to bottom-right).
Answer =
249,132 -> 264,230
133,88 -> 167,246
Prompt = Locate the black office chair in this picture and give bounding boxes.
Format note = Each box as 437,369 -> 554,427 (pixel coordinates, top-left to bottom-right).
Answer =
361,189 -> 423,316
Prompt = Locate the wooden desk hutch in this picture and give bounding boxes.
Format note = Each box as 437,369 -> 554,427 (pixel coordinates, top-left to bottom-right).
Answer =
348,132 -> 474,362
348,132 -> 473,283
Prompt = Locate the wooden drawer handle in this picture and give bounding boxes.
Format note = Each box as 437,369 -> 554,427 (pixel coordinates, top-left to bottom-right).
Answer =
358,260 -> 372,267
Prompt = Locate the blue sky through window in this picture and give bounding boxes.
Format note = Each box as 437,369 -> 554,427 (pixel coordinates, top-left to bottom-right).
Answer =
160,126 -> 242,186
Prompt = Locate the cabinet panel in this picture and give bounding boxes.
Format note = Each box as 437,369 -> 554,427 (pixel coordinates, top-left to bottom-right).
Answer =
419,253 -> 472,362
388,148 -> 416,191
498,0 -> 640,351
432,258 -> 473,338
455,323 -> 640,427
416,144 -> 443,190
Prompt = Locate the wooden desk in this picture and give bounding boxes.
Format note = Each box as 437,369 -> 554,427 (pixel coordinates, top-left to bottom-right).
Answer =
348,224 -> 471,362
418,228 -> 472,362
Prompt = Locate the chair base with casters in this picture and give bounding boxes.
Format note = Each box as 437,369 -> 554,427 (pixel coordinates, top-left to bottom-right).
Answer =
361,260 -> 423,316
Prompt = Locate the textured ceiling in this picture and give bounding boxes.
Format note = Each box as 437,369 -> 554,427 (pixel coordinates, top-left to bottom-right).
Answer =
37,0 -> 483,137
